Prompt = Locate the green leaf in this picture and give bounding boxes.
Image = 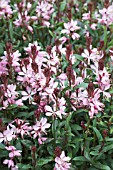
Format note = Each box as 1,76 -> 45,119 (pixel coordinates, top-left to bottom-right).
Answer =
93,127 -> 103,142
71,124 -> 82,131
26,111 -> 34,118
0,143 -> 5,149
19,105 -> 28,109
37,157 -> 53,166
103,144 -> 113,152
17,164 -> 32,169
84,150 -> 93,163
9,21 -> 13,40
73,156 -> 87,162
49,30 -> 54,37
60,0 -> 66,12
65,114 -> 72,128
93,162 -> 111,170
21,140 -> 33,148
90,151 -> 99,156
105,138 -> 113,142
0,43 -> 4,55
8,104 -> 18,109
74,54 -> 84,62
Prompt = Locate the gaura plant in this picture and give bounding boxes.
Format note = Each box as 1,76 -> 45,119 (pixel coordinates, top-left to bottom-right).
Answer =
0,0 -> 113,169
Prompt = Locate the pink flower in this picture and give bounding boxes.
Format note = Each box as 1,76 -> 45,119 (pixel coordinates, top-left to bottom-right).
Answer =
61,20 -> 80,40
38,137 -> 47,145
8,119 -> 32,138
0,0 -> 12,18
92,64 -> 111,96
109,49 -> 113,60
11,50 -> 21,67
33,118 -> 50,135
81,48 -> 103,65
5,146 -> 22,158
45,97 -> 67,119
3,159 -> 14,169
5,84 -> 18,99
21,86 -> 36,103
2,50 -> 21,68
31,117 -> 51,144
0,129 -> 14,143
84,89 -> 105,118
96,3 -> 113,26
0,61 -> 8,75
15,99 -> 23,106
36,1 -> 54,27
90,23 -> 97,30
54,151 -> 71,170
13,8 -> 35,33
82,12 -> 90,20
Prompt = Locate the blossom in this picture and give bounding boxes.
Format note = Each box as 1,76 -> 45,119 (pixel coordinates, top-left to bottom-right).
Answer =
36,1 -> 54,27
45,97 -> 67,119
0,0 -> 12,18
3,159 -> 14,169
13,5 -> 36,33
11,50 -> 21,67
0,61 -> 8,75
96,3 -> 113,26
81,48 -> 103,65
24,41 -> 47,70
5,146 -> 22,158
109,49 -> 113,60
31,117 -> 51,144
33,118 -> 50,135
3,146 -> 21,169
8,119 -> 32,138
54,151 -> 71,170
82,12 -> 91,20
61,20 -> 80,40
0,129 -> 14,143
83,89 -> 105,118
21,86 -> 36,103
2,50 -> 21,67
5,84 -> 18,99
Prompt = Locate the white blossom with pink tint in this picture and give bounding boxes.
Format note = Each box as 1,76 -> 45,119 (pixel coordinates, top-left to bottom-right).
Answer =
0,129 -> 14,143
11,50 -> 21,67
96,3 -> 113,26
45,97 -> 67,119
15,99 -> 23,106
36,1 -> 54,27
17,64 -> 36,86
109,49 -> 113,60
31,117 -> 51,144
21,86 -> 36,103
24,41 -> 47,70
5,146 -> 22,158
61,20 -> 80,40
0,0 -> 12,18
82,12 -> 91,20
0,61 -> 8,75
8,118 -> 32,138
3,146 -> 21,169
54,151 -> 71,170
83,89 -> 105,118
13,2 -> 36,33
82,48 -> 103,65
5,84 -> 18,99
3,159 -> 15,169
